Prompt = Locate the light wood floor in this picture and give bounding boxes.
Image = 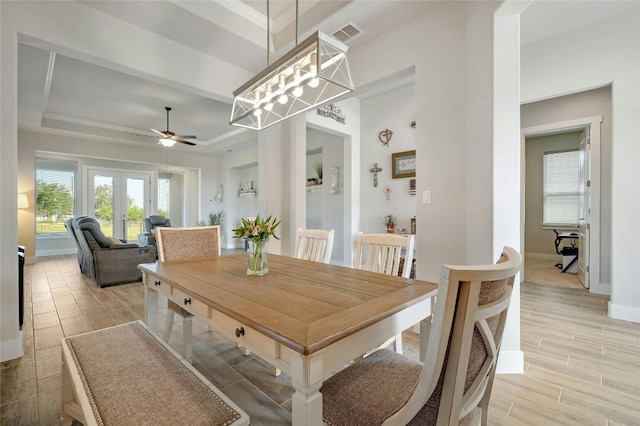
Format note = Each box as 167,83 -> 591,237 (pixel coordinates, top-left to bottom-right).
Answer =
1,255 -> 638,425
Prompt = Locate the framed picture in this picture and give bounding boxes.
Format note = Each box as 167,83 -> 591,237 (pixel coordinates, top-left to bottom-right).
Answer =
392,150 -> 416,179
409,178 -> 416,195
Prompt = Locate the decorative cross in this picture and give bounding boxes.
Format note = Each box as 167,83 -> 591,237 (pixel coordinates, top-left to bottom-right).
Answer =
383,186 -> 392,200
370,162 -> 383,187
378,129 -> 393,146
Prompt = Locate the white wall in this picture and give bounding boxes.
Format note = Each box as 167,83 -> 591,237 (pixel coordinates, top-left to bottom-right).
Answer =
521,8 -> 640,322
360,83 -> 416,235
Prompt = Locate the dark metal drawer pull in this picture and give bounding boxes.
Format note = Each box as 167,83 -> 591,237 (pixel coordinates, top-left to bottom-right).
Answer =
154,280 -> 161,287
235,327 -> 245,338
184,298 -> 191,305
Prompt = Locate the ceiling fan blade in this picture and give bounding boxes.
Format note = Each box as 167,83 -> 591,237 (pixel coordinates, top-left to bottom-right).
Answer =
177,135 -> 197,139
176,139 -> 196,146
151,128 -> 166,137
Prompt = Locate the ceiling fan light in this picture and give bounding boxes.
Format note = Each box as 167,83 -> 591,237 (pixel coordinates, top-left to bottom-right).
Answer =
159,138 -> 176,147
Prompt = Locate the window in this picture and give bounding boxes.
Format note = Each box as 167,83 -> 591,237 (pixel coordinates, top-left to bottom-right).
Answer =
543,149 -> 579,226
158,172 -> 184,226
35,158 -> 76,234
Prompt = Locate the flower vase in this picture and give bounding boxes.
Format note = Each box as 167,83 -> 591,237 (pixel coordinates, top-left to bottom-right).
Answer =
247,239 -> 269,276
386,225 -> 395,233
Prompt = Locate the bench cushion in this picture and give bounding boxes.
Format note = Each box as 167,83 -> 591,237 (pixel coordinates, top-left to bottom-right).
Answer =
64,321 -> 245,425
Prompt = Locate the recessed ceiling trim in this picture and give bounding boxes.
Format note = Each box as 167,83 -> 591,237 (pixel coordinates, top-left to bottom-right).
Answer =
42,112 -> 155,136
42,52 -> 56,117
214,0 -> 271,30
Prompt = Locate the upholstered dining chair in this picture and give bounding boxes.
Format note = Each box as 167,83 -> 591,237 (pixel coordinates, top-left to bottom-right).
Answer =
354,232 -> 416,353
294,227 -> 335,264
321,246 -> 522,426
155,226 -> 221,361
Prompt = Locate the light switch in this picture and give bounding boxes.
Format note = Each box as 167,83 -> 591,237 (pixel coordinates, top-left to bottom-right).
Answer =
423,190 -> 431,204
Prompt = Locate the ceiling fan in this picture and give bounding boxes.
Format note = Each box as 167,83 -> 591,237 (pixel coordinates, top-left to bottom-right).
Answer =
151,106 -> 197,147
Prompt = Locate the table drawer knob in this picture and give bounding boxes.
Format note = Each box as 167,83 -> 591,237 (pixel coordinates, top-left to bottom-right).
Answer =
184,298 -> 191,305
235,327 -> 245,338
154,280 -> 161,287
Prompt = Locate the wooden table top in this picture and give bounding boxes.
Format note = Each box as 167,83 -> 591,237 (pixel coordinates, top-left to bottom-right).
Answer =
139,254 -> 437,355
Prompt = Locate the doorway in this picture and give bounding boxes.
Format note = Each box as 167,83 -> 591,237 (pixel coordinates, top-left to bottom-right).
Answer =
87,168 -> 151,241
521,115 -> 602,293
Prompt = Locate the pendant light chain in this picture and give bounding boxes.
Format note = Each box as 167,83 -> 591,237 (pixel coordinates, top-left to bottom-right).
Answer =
295,0 -> 299,45
266,0 -> 270,66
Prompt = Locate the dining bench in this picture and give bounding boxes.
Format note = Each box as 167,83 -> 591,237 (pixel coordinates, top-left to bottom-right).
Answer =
60,321 -> 249,426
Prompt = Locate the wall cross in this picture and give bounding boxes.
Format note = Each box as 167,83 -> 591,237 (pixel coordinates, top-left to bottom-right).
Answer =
369,162 -> 383,187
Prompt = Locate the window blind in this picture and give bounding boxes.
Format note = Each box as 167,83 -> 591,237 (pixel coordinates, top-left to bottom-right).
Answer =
543,150 -> 579,226
35,158 -> 77,234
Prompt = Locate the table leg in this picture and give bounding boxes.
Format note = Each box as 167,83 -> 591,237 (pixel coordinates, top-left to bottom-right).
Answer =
290,353 -> 324,425
60,355 -> 74,426
144,278 -> 158,334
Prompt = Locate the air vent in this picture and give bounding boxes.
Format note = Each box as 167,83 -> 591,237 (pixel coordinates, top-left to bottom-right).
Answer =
331,22 -> 363,43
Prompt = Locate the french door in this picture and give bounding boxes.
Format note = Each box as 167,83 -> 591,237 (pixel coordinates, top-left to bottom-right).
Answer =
87,169 -> 151,242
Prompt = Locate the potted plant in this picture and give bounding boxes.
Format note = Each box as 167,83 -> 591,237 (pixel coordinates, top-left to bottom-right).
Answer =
383,214 -> 397,233
313,162 -> 323,185
232,214 -> 281,276
197,210 -> 224,226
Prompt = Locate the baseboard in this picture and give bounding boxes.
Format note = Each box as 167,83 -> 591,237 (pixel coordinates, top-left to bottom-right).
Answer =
496,349 -> 524,374
1,334 -> 24,362
36,248 -> 77,257
608,302 -> 640,323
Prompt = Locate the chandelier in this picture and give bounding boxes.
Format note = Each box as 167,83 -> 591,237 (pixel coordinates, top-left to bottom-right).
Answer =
229,1 -> 354,131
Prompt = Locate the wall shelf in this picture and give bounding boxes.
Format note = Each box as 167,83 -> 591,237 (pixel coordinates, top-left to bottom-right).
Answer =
306,185 -> 323,193
238,191 -> 257,198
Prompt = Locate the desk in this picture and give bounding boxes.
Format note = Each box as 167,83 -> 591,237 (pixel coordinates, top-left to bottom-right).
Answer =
139,254 -> 437,425
558,232 -> 579,273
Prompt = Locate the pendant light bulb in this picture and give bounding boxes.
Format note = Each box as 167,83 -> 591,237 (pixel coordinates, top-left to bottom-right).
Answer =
307,53 -> 319,88
277,74 -> 288,104
292,66 -> 304,97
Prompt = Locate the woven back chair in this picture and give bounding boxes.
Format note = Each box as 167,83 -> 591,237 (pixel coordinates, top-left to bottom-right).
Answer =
321,246 -> 522,426
354,232 -> 416,353
156,226 -> 221,262
155,226 -> 221,361
293,228 -> 335,264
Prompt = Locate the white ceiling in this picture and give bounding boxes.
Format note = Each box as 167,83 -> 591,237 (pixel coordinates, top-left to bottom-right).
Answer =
16,0 -> 638,156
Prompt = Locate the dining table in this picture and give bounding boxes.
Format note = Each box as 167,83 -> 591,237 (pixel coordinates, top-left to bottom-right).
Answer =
139,253 -> 437,425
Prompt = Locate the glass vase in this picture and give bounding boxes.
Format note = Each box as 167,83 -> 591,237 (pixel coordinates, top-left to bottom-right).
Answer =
247,239 -> 269,276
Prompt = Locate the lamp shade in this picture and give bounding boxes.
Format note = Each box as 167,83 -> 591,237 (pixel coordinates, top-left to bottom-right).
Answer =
18,193 -> 29,209
230,31 -> 354,131
159,138 -> 176,147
